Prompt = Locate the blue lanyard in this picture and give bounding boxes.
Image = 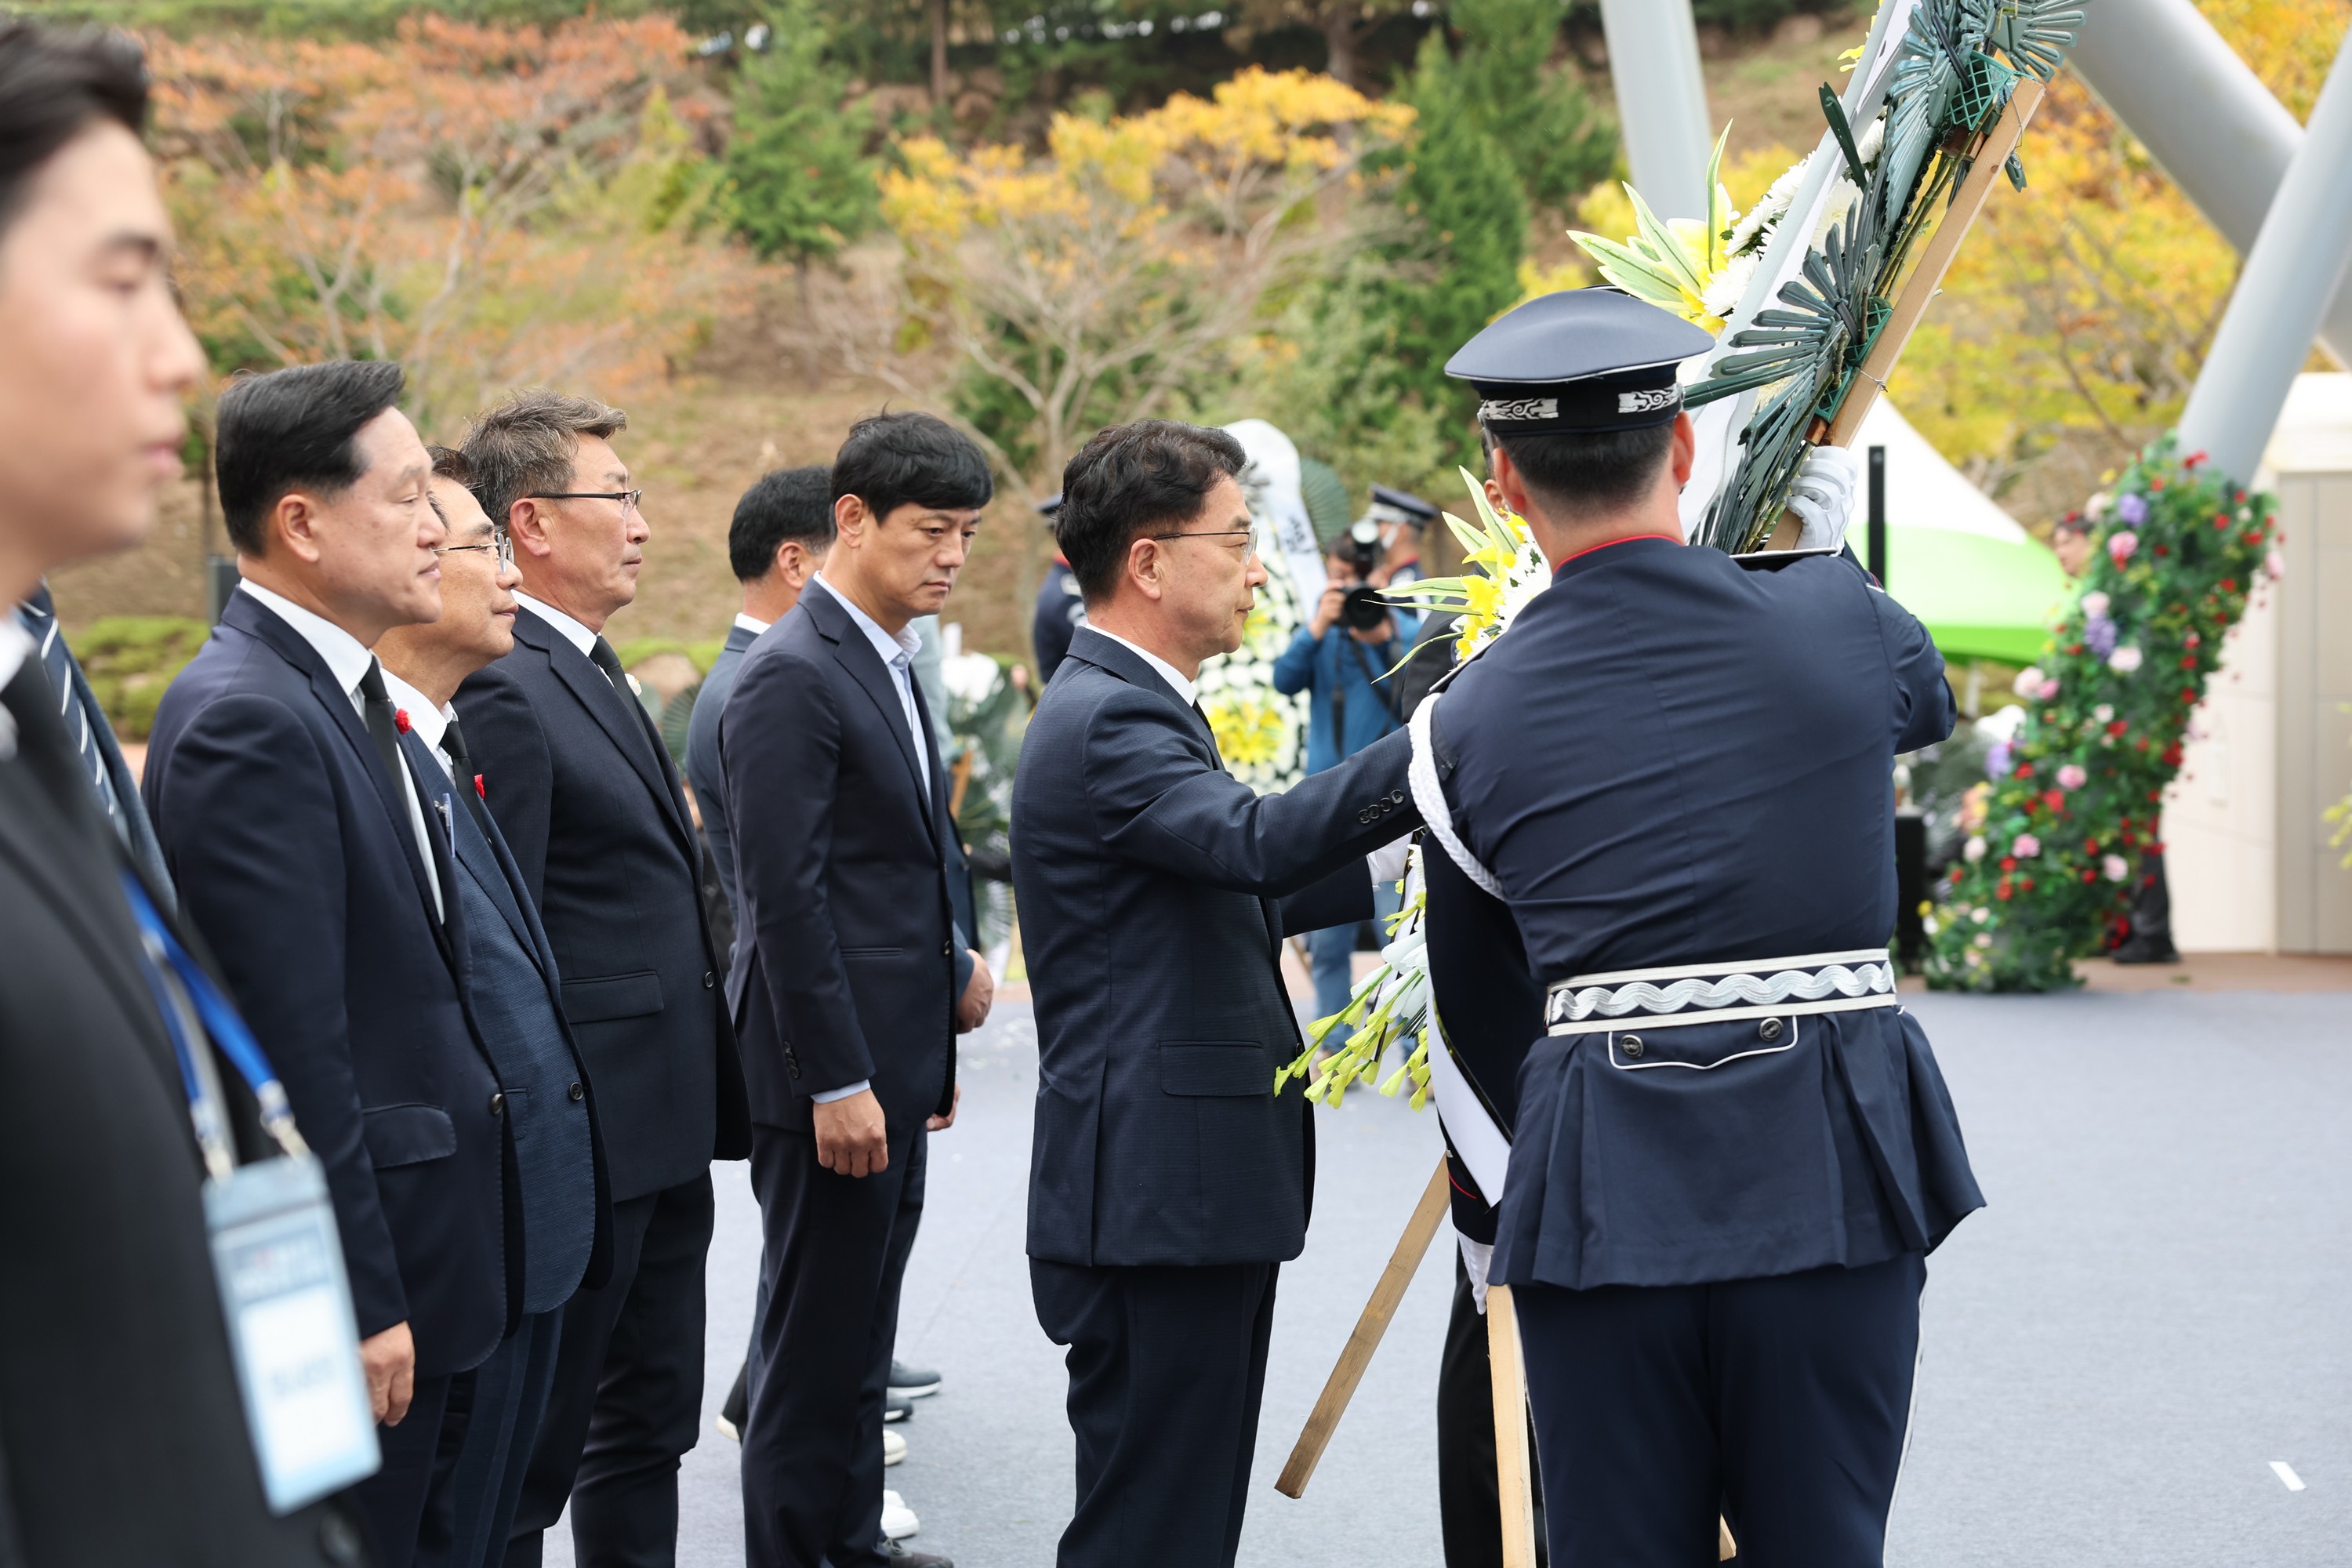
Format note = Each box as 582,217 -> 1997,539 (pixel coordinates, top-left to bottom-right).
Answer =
118,870 -> 309,1172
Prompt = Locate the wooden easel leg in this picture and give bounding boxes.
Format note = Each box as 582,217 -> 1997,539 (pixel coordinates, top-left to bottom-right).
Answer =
1489,1282 -> 1741,1563
1485,1284 -> 1540,1568
1273,1157 -> 1452,1499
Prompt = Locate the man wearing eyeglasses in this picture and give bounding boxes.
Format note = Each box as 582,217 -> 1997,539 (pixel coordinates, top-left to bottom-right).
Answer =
452,392 -> 750,1568
376,448 -> 610,1568
1010,420 -> 1425,1568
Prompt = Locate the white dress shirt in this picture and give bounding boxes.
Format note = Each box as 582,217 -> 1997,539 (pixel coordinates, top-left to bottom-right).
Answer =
513,590 -> 598,658
0,615 -> 30,759
1088,626 -> 1199,706
239,581 -> 443,920
809,574 -> 931,794
733,611 -> 771,637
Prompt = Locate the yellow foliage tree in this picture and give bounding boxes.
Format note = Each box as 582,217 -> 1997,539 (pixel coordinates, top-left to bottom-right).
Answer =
874,67 -> 1415,500
150,14 -> 763,434
1888,0 -> 2351,520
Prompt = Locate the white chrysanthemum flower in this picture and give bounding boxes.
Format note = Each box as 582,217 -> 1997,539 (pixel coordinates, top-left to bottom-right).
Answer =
1855,112 -> 1885,168
1728,154 -> 1809,255
1700,253 -> 1759,321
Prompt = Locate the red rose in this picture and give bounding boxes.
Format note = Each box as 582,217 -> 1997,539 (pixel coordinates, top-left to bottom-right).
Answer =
1996,882 -> 2013,901
2042,789 -> 2064,811
474,774 -> 486,799
2180,655 -> 2196,669
2082,869 -> 2096,883
394,708 -> 411,734
2000,856 -> 2018,873
2220,577 -> 2237,593
2020,877 -> 2034,891
2016,762 -> 2034,779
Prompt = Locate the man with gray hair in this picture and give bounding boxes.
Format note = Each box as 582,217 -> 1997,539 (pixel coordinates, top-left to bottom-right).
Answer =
455,390 -> 750,1568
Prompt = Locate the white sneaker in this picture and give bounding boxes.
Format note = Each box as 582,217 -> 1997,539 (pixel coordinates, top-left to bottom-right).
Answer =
880,1490 -> 920,1541
883,1428 -> 907,1467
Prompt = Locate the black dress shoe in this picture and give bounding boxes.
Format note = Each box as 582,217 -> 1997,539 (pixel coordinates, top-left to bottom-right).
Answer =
888,1359 -> 942,1398
884,1392 -> 913,1424
717,1358 -> 749,1440
880,1537 -> 952,1566
2111,935 -> 2181,965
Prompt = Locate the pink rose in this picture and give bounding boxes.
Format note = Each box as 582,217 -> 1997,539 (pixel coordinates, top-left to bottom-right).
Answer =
2081,590 -> 2110,619
2012,833 -> 2041,858
2103,855 -> 2129,882
2108,529 -> 2140,563
2057,764 -> 2087,789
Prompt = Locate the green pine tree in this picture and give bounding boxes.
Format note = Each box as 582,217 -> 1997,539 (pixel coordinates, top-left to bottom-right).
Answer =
726,3 -> 878,324
1374,30 -> 1532,463
1445,0 -> 1616,213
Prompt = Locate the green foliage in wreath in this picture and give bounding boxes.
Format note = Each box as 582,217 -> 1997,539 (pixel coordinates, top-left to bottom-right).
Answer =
1923,431 -> 2280,992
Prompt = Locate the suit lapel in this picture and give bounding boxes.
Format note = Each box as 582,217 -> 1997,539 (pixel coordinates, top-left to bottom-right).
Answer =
807,590 -> 939,851
517,608 -> 697,858
396,731 -> 465,976
226,598 -> 455,967
449,779 -> 544,975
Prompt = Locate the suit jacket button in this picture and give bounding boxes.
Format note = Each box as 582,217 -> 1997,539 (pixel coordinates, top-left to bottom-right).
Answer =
489,1091 -> 506,1116
1391,789 -> 1407,804
568,1081 -> 585,1102
1619,1035 -> 1645,1059
703,971 -> 715,989
1759,1018 -> 1784,1042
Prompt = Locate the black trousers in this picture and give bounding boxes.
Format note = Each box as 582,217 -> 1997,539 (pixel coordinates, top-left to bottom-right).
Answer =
1029,1258 -> 1279,1568
1437,1255 -> 1546,1568
505,1175 -> 715,1568
742,1123 -> 927,1568
1515,1253 -> 1926,1568
357,1372 -> 456,1568
444,1306 -> 565,1568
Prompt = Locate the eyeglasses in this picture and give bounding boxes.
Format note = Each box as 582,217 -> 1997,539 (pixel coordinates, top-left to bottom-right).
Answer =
1149,527 -> 1258,560
435,532 -> 515,568
528,489 -> 643,518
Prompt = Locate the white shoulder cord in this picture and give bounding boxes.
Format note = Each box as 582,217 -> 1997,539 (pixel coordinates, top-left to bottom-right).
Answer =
1406,692 -> 1505,898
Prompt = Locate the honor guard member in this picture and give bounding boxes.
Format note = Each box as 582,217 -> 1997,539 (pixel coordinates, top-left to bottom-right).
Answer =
1412,289 -> 1984,1567
1030,492 -> 1087,685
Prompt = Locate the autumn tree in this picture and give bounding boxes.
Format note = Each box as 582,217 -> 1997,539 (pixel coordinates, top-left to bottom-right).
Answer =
873,67 -> 1415,500
150,13 -> 760,431
1889,0 -> 2350,522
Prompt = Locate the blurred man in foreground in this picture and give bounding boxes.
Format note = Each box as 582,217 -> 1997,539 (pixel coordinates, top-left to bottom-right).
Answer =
0,19 -> 366,1561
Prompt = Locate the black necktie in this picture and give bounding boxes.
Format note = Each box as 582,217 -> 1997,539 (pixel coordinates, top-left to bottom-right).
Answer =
355,659 -> 407,791
589,635 -> 666,767
441,714 -> 492,834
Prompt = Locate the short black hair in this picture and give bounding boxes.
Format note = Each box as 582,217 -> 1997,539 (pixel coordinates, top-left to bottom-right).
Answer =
0,16 -> 147,240
215,360 -> 408,555
832,411 -> 992,525
729,465 -> 835,581
427,445 -> 471,485
1057,420 -> 1247,601
1492,423 -> 1675,520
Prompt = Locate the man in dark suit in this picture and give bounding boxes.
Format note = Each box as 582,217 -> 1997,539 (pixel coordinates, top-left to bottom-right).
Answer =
685,463 -> 833,942
722,412 -> 995,1568
1011,420 -> 1423,1568
453,391 -> 751,1568
378,447 -> 612,1568
145,357 -> 514,1568
0,23 -> 365,1559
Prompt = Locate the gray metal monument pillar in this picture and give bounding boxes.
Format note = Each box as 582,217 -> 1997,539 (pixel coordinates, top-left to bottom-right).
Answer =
2176,37 -> 2352,482
1598,0 -> 1713,220
2071,0 -> 2352,364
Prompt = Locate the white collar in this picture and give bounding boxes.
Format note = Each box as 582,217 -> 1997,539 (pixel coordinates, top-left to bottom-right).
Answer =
1087,626 -> 1198,706
0,612 -> 31,695
810,574 -> 921,667
732,611 -> 772,637
238,579 -> 377,697
376,668 -> 453,770
513,591 -> 598,657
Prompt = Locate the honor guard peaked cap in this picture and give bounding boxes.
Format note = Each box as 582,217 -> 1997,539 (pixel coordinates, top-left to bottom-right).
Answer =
1446,288 -> 1716,434
1367,485 -> 1439,527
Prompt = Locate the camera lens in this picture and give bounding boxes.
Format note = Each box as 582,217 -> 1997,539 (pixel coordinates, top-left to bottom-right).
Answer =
1341,585 -> 1388,631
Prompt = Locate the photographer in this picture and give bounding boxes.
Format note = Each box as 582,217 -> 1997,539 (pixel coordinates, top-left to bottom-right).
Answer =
1272,530 -> 1410,1022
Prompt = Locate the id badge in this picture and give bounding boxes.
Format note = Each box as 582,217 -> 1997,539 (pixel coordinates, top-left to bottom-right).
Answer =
204,1152 -> 380,1513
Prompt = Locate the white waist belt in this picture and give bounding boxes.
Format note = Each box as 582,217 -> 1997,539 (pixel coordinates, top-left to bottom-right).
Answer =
1545,948 -> 1897,1036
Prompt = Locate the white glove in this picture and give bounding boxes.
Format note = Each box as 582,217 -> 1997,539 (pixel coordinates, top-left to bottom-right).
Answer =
1788,445 -> 1864,552
1457,1232 -> 1495,1315
1367,836 -> 1412,891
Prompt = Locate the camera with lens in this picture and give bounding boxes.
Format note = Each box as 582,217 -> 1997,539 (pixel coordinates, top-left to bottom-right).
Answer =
1334,518 -> 1392,633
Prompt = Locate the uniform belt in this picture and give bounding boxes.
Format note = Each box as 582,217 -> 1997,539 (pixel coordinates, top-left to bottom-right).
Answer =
1544,948 -> 1897,1036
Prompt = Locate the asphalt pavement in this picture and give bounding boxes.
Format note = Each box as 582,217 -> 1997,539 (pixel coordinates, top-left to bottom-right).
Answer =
541,987 -> 2351,1567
